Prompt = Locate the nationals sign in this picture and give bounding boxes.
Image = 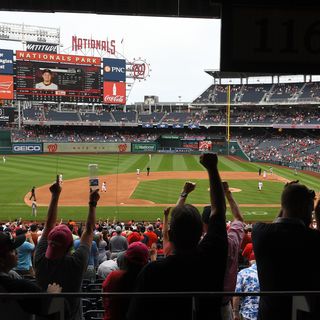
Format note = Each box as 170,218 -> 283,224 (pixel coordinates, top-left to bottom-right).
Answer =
103,81 -> 126,105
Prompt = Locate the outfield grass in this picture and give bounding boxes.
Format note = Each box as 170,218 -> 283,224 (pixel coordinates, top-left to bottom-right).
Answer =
0,154 -> 318,222
132,179 -> 284,204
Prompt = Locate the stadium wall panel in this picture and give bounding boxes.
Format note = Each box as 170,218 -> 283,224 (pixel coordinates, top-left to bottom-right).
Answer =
43,142 -> 131,153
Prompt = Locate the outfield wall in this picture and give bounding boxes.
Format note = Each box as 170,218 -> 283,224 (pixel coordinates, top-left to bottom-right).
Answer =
43,142 -> 131,153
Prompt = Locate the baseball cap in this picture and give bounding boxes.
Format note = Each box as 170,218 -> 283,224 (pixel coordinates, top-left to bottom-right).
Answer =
116,226 -> 122,233
0,232 -> 26,253
45,224 -> 73,260
125,242 -> 149,266
127,231 -> 144,244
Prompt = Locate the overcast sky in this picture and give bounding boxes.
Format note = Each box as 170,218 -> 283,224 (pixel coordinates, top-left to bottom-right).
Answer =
0,11 -> 220,104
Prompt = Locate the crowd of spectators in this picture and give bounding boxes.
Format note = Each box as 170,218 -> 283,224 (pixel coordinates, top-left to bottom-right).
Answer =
11,127 -> 159,143
238,134 -> 320,169
1,154 -> 320,320
193,81 -> 320,104
20,106 -> 320,126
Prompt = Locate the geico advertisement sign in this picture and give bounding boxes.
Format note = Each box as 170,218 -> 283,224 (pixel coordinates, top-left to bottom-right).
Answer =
13,144 -> 42,153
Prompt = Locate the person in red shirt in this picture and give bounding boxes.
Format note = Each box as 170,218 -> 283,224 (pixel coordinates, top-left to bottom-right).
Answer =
102,242 -> 149,320
144,225 -> 158,248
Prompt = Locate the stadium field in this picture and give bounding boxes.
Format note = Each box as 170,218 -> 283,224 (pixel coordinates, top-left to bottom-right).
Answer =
0,154 -> 319,222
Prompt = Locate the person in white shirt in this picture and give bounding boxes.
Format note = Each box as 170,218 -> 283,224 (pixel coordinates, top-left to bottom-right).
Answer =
258,181 -> 263,191
136,168 -> 140,176
35,69 -> 58,90
102,181 -> 107,192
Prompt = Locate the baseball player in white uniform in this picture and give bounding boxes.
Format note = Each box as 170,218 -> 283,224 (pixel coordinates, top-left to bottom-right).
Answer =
136,168 -> 140,176
102,181 -> 107,192
258,181 -> 263,191
263,170 -> 267,179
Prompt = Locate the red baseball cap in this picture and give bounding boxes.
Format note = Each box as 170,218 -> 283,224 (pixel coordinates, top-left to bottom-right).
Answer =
125,242 -> 149,266
45,224 -> 73,260
127,231 -> 144,244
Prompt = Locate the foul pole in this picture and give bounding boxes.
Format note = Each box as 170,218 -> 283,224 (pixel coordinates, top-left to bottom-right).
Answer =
226,85 -> 231,155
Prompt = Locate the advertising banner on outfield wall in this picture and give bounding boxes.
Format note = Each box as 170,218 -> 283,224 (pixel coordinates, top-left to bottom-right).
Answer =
43,142 -> 131,153
12,143 -> 43,154
132,143 -> 157,152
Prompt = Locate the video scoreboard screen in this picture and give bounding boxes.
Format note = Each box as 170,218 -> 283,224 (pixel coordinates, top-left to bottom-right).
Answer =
15,51 -> 101,103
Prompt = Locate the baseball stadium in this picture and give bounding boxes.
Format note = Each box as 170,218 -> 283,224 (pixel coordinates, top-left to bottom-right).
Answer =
0,4 -> 320,320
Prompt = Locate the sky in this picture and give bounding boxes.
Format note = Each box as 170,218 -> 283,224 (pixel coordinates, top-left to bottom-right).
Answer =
0,11 -> 221,104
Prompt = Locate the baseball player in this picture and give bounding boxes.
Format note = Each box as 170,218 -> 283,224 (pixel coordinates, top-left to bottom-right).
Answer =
263,170 -> 267,179
2,155 -> 6,164
147,166 -> 150,176
31,201 -> 37,217
258,181 -> 263,191
136,168 -> 140,176
102,181 -> 107,192
29,186 -> 36,201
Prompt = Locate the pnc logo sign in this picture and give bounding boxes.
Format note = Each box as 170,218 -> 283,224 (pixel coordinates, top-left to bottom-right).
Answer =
104,66 -> 125,73
103,58 -> 126,82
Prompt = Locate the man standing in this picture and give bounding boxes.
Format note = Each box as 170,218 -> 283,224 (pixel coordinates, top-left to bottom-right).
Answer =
2,155 -> 6,164
14,229 -> 35,277
258,181 -> 263,191
136,168 -> 140,176
253,182 -> 320,319
109,226 -> 128,259
233,257 -> 260,320
102,181 -> 107,192
35,177 -> 100,320
147,166 -> 150,176
263,170 -> 267,179
31,201 -> 37,217
128,154 -> 228,320
258,168 -> 262,176
29,186 -> 36,201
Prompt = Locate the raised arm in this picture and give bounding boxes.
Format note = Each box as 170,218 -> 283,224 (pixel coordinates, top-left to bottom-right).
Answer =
200,153 -> 226,221
80,189 -> 100,247
162,207 -> 171,245
176,181 -> 196,206
315,194 -> 320,231
42,176 -> 62,238
223,181 -> 244,222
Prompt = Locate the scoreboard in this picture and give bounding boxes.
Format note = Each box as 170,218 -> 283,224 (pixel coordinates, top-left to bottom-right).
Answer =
15,51 -> 101,103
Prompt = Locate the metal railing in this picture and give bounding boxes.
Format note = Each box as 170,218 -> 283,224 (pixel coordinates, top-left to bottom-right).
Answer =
1,291 -> 320,320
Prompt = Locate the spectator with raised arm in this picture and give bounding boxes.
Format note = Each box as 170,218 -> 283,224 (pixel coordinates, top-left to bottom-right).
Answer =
128,153 -> 228,320
0,231 -> 62,317
35,177 -> 100,320
252,181 -> 320,320
162,181 -> 196,257
222,181 -> 245,320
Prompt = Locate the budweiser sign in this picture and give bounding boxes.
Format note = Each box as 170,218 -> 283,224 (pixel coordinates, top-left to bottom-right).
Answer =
103,81 -> 126,105
72,36 -> 116,54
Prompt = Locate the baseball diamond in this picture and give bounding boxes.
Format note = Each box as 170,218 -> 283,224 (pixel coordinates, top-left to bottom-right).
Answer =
0,153 -> 319,222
